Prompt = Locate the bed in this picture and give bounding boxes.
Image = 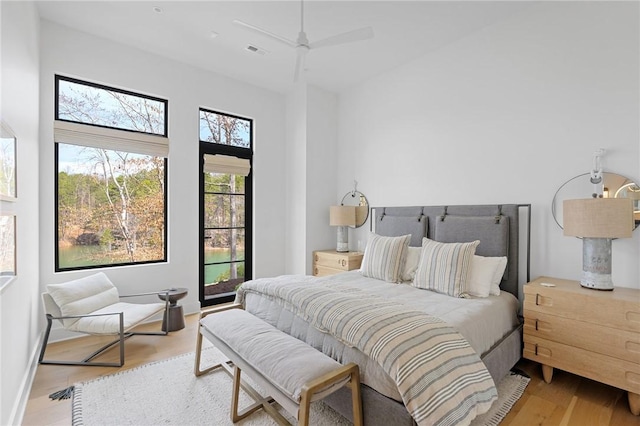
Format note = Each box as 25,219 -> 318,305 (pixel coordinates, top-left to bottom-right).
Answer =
235,204 -> 531,426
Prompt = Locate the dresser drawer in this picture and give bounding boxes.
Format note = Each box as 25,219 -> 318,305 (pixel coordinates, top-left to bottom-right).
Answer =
313,265 -> 343,277
524,336 -> 640,393
523,314 -> 640,364
313,251 -> 362,271
524,279 -> 640,333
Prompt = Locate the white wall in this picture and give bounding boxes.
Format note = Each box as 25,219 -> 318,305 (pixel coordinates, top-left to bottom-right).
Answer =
285,86 -> 307,274
338,2 -> 639,289
305,86 -> 338,273
39,20 -> 287,323
284,85 -> 339,275
0,2 -> 41,425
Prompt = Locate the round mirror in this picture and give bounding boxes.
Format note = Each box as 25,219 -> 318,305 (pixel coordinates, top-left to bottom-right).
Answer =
340,191 -> 369,228
552,172 -> 639,230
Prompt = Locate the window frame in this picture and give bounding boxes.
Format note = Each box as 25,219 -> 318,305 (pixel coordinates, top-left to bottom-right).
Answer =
54,75 -> 169,272
55,75 -> 168,137
199,107 -> 253,307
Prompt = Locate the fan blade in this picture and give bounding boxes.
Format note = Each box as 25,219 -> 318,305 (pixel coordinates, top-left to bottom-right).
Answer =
293,47 -> 308,83
309,26 -> 374,50
233,20 -> 297,48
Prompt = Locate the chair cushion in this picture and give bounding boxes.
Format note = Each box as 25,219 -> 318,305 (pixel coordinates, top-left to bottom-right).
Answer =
67,301 -> 167,334
46,272 -> 119,328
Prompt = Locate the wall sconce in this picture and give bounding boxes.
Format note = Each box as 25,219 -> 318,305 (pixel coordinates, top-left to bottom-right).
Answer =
563,198 -> 633,290
330,206 -> 357,252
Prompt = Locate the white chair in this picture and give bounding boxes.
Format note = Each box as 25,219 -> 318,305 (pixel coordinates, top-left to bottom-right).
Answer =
38,272 -> 170,367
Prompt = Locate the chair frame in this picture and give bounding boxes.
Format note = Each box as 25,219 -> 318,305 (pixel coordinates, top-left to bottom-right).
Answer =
38,291 -> 170,367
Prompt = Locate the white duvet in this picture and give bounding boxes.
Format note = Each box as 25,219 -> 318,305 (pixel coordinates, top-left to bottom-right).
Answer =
240,270 -> 520,401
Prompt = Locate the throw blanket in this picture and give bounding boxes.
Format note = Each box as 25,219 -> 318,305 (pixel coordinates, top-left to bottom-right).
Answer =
236,275 -> 497,426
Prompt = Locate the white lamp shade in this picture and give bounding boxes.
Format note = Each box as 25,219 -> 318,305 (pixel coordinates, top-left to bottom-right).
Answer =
563,198 -> 633,238
330,206 -> 357,227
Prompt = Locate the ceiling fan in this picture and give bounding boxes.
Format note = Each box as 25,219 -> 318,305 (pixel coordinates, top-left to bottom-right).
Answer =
233,0 -> 374,82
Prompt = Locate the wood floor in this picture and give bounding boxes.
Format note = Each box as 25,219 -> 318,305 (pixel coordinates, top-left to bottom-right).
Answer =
23,313 -> 640,426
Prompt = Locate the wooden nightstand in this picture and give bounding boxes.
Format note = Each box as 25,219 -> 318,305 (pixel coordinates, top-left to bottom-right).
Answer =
523,276 -> 640,415
312,250 -> 363,277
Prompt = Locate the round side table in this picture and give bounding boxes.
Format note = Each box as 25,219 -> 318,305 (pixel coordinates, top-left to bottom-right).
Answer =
158,287 -> 188,332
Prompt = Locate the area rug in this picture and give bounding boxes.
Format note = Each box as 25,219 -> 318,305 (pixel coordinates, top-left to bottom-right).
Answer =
70,346 -> 529,426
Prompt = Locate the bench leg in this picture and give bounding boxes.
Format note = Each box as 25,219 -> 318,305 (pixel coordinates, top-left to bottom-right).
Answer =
231,365 -> 243,422
194,329 -> 224,377
231,365 -> 274,423
195,304 -> 244,377
298,363 -> 363,426
349,367 -> 363,426
298,394 -> 311,426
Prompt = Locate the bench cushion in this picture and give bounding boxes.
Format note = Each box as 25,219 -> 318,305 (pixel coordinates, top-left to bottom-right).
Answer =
200,309 -> 347,404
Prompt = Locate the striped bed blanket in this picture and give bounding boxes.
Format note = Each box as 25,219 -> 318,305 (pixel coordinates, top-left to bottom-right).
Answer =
235,275 -> 497,426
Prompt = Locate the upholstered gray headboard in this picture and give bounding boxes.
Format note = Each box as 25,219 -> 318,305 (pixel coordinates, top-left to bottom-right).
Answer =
371,204 -> 531,301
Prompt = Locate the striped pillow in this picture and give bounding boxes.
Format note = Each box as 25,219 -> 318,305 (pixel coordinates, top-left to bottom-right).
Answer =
361,233 -> 411,283
413,238 -> 480,297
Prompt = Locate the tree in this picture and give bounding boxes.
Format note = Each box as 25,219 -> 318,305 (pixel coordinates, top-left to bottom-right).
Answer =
200,112 -> 249,282
57,79 -> 166,267
0,136 -> 16,198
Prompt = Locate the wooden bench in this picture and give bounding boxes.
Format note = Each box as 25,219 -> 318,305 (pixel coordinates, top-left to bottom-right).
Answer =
194,304 -> 363,426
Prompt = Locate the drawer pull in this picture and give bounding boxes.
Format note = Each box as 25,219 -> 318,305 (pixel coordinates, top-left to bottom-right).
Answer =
534,293 -> 552,307
627,311 -> 640,324
532,344 -> 551,358
535,319 -> 539,331
340,259 -> 346,267
626,371 -> 640,385
626,341 -> 640,354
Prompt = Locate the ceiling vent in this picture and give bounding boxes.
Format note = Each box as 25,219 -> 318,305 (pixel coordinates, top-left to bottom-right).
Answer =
245,44 -> 268,55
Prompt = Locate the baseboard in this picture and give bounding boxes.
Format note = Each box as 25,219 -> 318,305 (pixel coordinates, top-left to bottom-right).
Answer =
8,336 -> 41,426
182,301 -> 201,316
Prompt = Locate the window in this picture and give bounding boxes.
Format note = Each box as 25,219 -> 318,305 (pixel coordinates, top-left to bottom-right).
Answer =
55,76 -> 168,271
199,109 -> 252,306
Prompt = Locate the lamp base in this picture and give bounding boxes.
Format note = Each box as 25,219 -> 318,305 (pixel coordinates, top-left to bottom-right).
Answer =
336,226 -> 349,252
580,272 -> 614,290
580,238 -> 614,291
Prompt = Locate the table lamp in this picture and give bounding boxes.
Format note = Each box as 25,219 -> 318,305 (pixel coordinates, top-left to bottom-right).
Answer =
330,206 -> 356,252
563,198 -> 633,290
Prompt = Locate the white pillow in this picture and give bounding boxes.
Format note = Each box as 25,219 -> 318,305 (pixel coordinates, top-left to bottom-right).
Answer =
360,233 -> 411,283
467,256 -> 496,297
467,255 -> 508,297
401,247 -> 421,282
489,256 -> 508,296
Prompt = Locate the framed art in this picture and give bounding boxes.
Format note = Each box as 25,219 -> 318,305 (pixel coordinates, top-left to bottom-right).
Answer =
0,214 -> 16,287
0,121 -> 17,201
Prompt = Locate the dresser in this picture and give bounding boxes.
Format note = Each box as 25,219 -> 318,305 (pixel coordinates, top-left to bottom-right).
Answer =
523,276 -> 640,415
312,250 -> 363,277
